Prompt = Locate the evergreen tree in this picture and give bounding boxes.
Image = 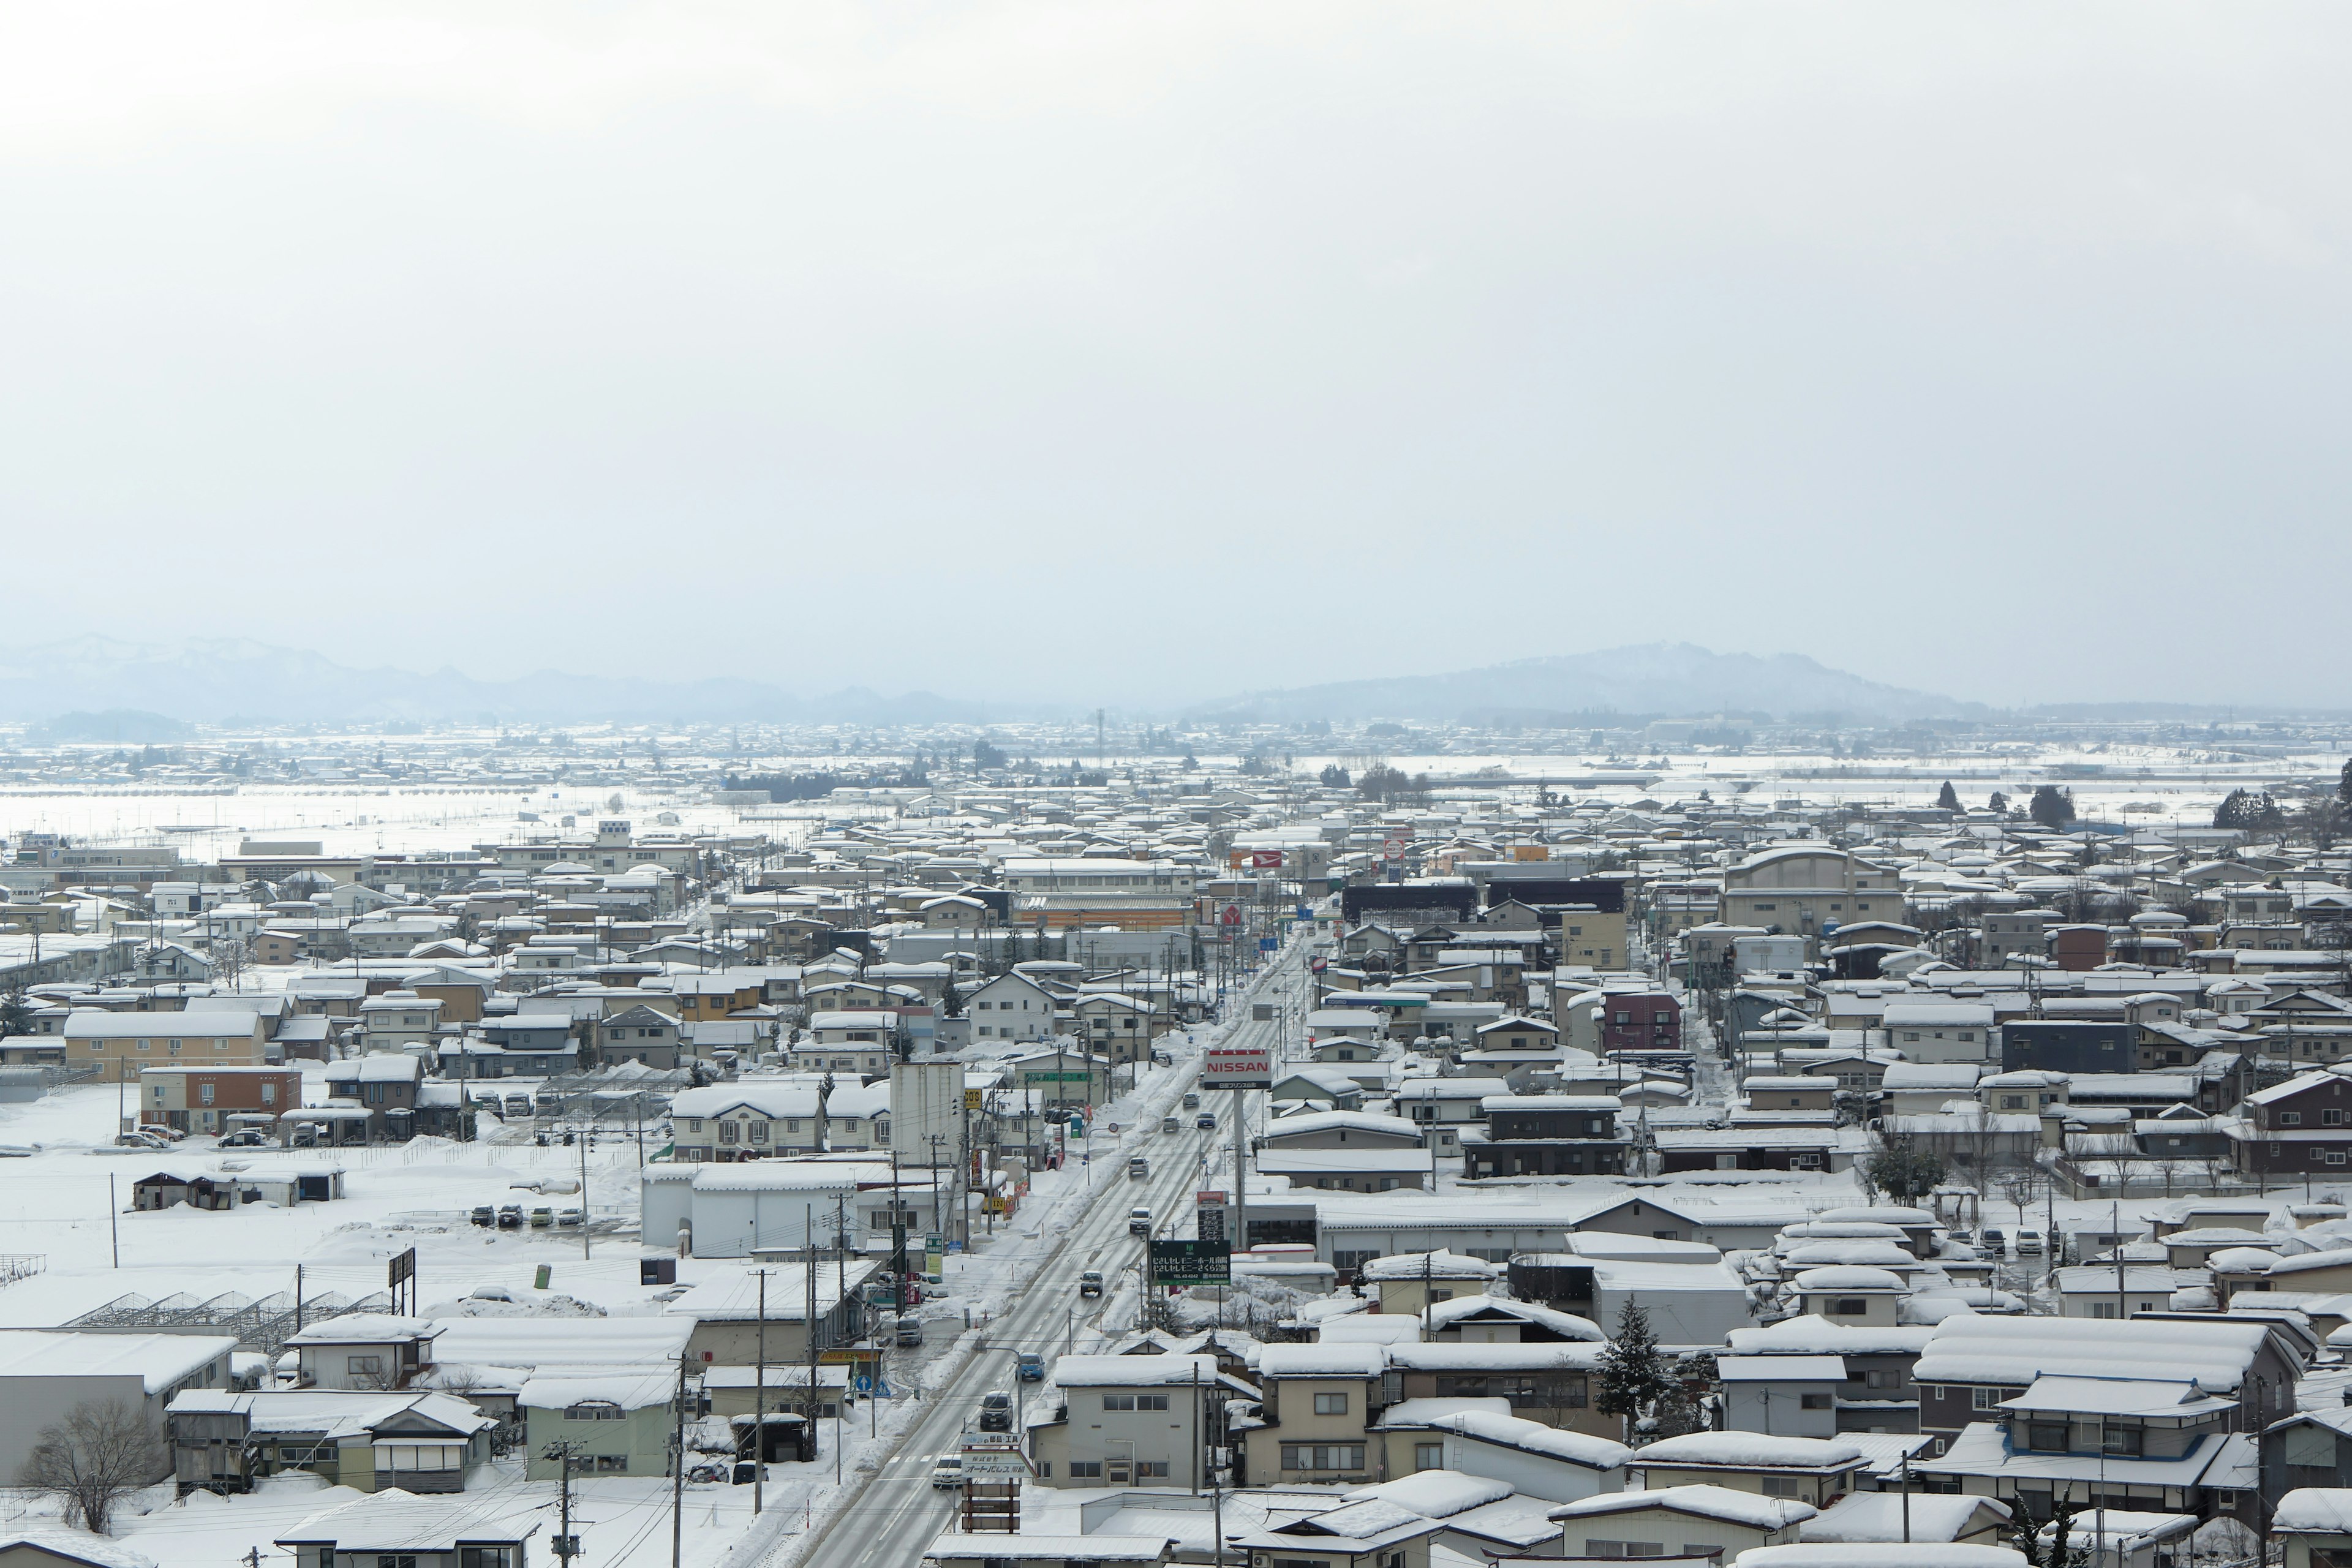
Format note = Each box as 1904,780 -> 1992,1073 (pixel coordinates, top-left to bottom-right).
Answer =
1989,791 -> 2008,813
1596,1303 -> 1676,1441
2340,758 -> 2352,805
0,982 -> 31,1039
1936,780 -> 1961,812
2028,785 -> 2076,829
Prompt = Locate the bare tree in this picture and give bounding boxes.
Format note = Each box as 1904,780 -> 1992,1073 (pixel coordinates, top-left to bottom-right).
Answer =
17,1400 -> 162,1534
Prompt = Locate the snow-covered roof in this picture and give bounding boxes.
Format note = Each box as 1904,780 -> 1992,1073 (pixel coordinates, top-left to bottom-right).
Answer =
1792,1266 -> 1907,1293
0,1531 -> 159,1568
2274,1487 -> 2352,1534
1421,1295 -> 1604,1341
1257,1343 -> 1386,1379
1550,1482 -> 1815,1529
925,1540 -> 1170,1562
1914,1315 -> 2271,1393
1341,1471 -> 1512,1519
1801,1492 -> 2011,1545
1393,1407 -> 1628,1469
1385,1341 -> 1607,1373
1047,1353 -> 1221,1388
1998,1375 -> 2233,1420
1738,1547 -> 2024,1568
1358,1250 -> 1500,1281
1634,1431 -> 1866,1470
519,1370 -> 677,1411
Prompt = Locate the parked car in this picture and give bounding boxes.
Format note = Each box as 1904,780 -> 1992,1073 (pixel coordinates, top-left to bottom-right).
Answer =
1195,1113 -> 1217,1131
1077,1270 -> 1104,1297
1981,1228 -> 2007,1254
1128,1156 -> 1149,1180
1128,1208 -> 1152,1235
530,1207 -> 554,1228
1182,1092 -> 1201,1110
930,1455 -> 964,1490
289,1124 -> 320,1148
978,1392 -> 1012,1432
2015,1229 -> 2044,1256
113,1130 -> 169,1150
1017,1352 -> 1044,1382
217,1130 -> 272,1150
895,1319 -> 925,1348
497,1204 -> 525,1229
1948,1227 -> 1976,1246
470,1205 -> 496,1228
557,1208 -> 584,1228
503,1094 -> 533,1118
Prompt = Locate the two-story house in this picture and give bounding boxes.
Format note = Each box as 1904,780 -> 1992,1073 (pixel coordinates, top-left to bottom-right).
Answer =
1915,1373 -> 2257,1529
963,973 -> 1060,1044
1027,1352 -> 1251,1487
1241,1343 -> 1388,1486
2234,1066 -> 2352,1177
1463,1096 -> 1627,1179
668,1082 -> 826,1161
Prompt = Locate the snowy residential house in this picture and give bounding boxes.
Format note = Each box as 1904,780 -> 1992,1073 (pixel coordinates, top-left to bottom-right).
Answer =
1226,1498 -> 1446,1568
166,1387 -> 497,1496
1548,1483 -> 1815,1562
1627,1432 -> 1871,1509
666,1081 -> 826,1161
1240,1343 -> 1389,1486
1368,1408 -> 1627,1503
284,1316 -> 442,1392
519,1369 -> 680,1480
1914,1373 -> 2260,1530
1722,1316 -> 1937,1438
963,971 -> 1058,1043
274,1487 -> 537,1568
1025,1352 -> 1250,1488
0,1330 -> 238,1484
2274,1487 -> 2352,1568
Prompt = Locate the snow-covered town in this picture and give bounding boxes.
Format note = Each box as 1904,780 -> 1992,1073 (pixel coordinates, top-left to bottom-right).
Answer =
6,5 -> 2348,1567
0,725 -> 2350,1568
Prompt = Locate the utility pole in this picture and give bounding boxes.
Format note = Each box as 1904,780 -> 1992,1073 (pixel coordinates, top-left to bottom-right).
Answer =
751,1266 -> 773,1514
670,1352 -> 689,1568
578,1118 -> 592,1261
545,1439 -> 582,1561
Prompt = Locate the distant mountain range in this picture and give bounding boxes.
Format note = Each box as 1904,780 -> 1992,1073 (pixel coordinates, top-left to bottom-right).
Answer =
11,636 -> 2304,732
1186,644 -> 1988,725
0,637 -> 984,728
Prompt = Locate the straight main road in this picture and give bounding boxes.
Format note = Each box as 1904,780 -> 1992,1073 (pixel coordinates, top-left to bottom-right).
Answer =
782,937 -> 1313,1568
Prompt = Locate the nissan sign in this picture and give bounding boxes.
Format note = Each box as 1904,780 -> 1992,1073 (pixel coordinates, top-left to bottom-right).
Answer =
1202,1045 -> 1272,1090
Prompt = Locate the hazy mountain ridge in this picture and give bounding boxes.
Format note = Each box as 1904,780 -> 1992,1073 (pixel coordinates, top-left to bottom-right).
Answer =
0,637 -> 986,727
1186,643 -> 1988,724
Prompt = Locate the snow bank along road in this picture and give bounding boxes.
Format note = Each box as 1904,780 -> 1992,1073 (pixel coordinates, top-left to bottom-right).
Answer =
775,940 -> 1310,1568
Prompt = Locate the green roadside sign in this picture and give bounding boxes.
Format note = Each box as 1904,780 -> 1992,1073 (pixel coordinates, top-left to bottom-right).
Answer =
1149,1239 -> 1231,1287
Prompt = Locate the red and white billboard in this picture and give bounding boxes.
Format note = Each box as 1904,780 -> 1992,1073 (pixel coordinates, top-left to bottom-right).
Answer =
1248,850 -> 1284,869
1202,1044 -> 1273,1091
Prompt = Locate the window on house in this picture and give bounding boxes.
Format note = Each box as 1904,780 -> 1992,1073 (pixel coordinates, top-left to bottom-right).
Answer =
1831,1298 -> 1868,1316
2028,1423 -> 2070,1452
347,1355 -> 385,1378
1414,1443 -> 1444,1470
1760,1477 -> 1803,1496
1069,1461 -> 1102,1477
2282,1112 -> 2304,1126
1102,1394 -> 1136,1411
2103,1426 -> 2142,1457
1581,1543 -> 1665,1559
1314,1393 -> 1349,1415
1801,1393 -> 1833,1409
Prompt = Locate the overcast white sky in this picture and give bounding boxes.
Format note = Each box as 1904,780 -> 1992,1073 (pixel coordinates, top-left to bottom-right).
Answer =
1,3 -> 2344,710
